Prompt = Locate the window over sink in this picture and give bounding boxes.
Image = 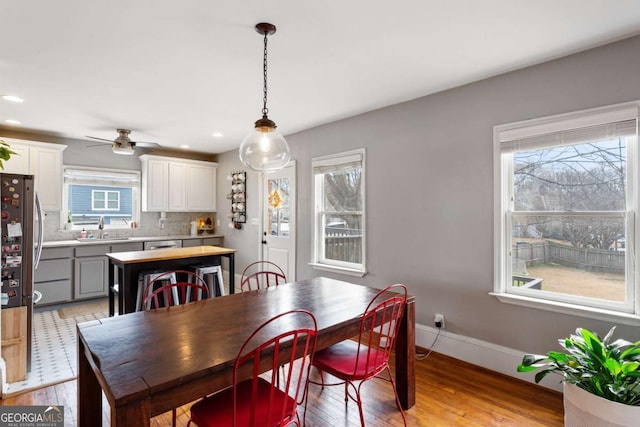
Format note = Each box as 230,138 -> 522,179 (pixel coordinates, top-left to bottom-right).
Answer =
62,166 -> 140,230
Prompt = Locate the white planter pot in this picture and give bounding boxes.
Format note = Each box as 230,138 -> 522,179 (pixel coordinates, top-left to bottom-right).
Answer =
564,382 -> 640,427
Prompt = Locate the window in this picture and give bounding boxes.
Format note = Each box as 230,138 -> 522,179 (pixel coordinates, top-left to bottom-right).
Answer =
494,102 -> 640,323
311,149 -> 366,276
92,190 -> 120,210
267,177 -> 290,237
63,166 -> 140,229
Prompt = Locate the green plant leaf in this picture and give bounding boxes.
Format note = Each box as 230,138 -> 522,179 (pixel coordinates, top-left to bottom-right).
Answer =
605,358 -> 622,375
621,362 -> 640,375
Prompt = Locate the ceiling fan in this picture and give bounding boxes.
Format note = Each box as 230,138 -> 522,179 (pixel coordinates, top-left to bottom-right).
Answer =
86,128 -> 160,155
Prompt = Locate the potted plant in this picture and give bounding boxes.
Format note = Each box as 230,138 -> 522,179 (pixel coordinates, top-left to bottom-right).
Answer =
66,211 -> 73,230
518,326 -> 640,426
0,139 -> 16,170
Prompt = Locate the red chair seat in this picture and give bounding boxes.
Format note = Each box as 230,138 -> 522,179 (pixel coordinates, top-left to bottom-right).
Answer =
312,340 -> 386,381
190,377 -> 296,426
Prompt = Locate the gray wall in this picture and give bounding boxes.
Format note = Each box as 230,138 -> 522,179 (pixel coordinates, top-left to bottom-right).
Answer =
218,34 -> 640,356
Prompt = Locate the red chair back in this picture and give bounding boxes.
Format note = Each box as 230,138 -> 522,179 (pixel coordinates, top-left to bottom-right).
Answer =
353,284 -> 407,379
143,270 -> 209,310
234,309 -> 317,426
240,260 -> 287,292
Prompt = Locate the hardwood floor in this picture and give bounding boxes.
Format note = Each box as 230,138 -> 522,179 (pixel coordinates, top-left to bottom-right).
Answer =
1,351 -> 563,426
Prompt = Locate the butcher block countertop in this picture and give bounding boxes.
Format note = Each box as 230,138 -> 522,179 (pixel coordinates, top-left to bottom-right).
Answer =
106,245 -> 236,264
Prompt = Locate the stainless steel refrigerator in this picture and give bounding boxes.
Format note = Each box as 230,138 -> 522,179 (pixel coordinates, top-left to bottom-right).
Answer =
1,173 -> 44,371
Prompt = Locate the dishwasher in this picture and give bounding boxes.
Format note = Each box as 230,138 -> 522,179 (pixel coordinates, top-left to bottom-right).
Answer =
143,240 -> 182,250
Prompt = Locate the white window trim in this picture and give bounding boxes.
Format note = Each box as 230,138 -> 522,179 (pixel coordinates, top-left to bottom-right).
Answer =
493,101 -> 640,325
310,148 -> 367,276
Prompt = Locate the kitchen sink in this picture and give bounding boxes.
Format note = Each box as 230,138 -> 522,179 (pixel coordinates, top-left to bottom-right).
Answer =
76,237 -> 132,242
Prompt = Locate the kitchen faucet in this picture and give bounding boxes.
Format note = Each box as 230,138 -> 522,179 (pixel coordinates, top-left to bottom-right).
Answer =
98,216 -> 104,239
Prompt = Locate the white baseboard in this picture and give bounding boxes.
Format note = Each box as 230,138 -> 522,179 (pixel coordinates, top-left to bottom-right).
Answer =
415,323 -> 562,392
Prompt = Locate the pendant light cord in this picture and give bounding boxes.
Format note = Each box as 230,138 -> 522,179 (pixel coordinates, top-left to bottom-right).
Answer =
262,31 -> 269,117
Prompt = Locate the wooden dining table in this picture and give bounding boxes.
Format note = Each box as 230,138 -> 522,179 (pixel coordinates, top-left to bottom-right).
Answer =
77,276 -> 416,426
106,245 -> 236,316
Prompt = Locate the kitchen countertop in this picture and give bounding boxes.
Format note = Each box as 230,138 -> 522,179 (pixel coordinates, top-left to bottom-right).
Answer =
42,234 -> 223,248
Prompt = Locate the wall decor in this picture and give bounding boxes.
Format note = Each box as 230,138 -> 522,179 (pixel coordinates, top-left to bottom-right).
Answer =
228,171 -> 246,229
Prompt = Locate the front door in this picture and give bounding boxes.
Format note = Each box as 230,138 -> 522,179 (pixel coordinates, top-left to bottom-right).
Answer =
262,162 -> 296,281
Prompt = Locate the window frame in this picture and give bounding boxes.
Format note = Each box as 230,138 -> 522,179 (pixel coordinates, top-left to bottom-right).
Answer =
492,101 -> 640,325
62,165 -> 141,231
310,148 -> 366,276
91,189 -> 120,211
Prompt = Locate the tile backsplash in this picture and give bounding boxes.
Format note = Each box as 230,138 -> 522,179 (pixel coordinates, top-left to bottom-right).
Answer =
43,211 -> 217,241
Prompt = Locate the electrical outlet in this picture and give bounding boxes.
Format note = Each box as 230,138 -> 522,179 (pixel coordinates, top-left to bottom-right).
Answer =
434,313 -> 445,329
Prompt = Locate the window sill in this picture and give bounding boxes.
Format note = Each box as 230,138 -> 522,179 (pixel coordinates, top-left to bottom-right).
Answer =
489,292 -> 640,326
308,262 -> 366,277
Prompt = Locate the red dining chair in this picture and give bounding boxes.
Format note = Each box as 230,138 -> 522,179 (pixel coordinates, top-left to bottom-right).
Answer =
142,270 -> 210,310
188,309 -> 318,427
310,284 -> 408,427
240,260 -> 287,292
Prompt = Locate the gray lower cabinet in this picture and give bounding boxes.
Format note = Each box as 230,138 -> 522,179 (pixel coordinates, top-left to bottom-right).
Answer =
73,242 -> 144,300
34,247 -> 73,305
74,245 -> 110,300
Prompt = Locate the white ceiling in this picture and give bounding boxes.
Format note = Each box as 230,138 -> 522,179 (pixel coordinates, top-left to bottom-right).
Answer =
1,1 -> 640,154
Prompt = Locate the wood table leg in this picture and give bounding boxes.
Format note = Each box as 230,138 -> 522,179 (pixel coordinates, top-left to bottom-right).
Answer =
78,335 -> 101,426
112,400 -> 151,427
395,299 -> 416,409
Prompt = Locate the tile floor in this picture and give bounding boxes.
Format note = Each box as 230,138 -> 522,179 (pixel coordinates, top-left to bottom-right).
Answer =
4,302 -> 108,395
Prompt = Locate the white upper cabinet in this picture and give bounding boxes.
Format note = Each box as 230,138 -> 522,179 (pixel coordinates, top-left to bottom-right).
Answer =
1,138 -> 67,211
168,161 -> 187,211
186,162 -> 217,211
140,155 -> 217,212
140,157 -> 169,211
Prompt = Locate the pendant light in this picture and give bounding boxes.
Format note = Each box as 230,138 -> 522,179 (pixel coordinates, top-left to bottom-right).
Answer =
239,23 -> 290,172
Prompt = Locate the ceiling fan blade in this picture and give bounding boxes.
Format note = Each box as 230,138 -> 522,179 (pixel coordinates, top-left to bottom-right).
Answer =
87,143 -> 111,148
86,136 -> 114,142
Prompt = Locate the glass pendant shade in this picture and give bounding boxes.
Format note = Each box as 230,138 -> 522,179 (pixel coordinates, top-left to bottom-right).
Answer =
239,120 -> 290,172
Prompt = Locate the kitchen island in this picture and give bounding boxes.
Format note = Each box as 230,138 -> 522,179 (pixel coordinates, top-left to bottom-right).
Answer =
107,245 -> 236,315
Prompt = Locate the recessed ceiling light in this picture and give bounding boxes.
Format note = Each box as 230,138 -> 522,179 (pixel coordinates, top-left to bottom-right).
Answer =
212,132 -> 223,138
5,119 -> 22,125
2,95 -> 24,103
180,144 -> 190,149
